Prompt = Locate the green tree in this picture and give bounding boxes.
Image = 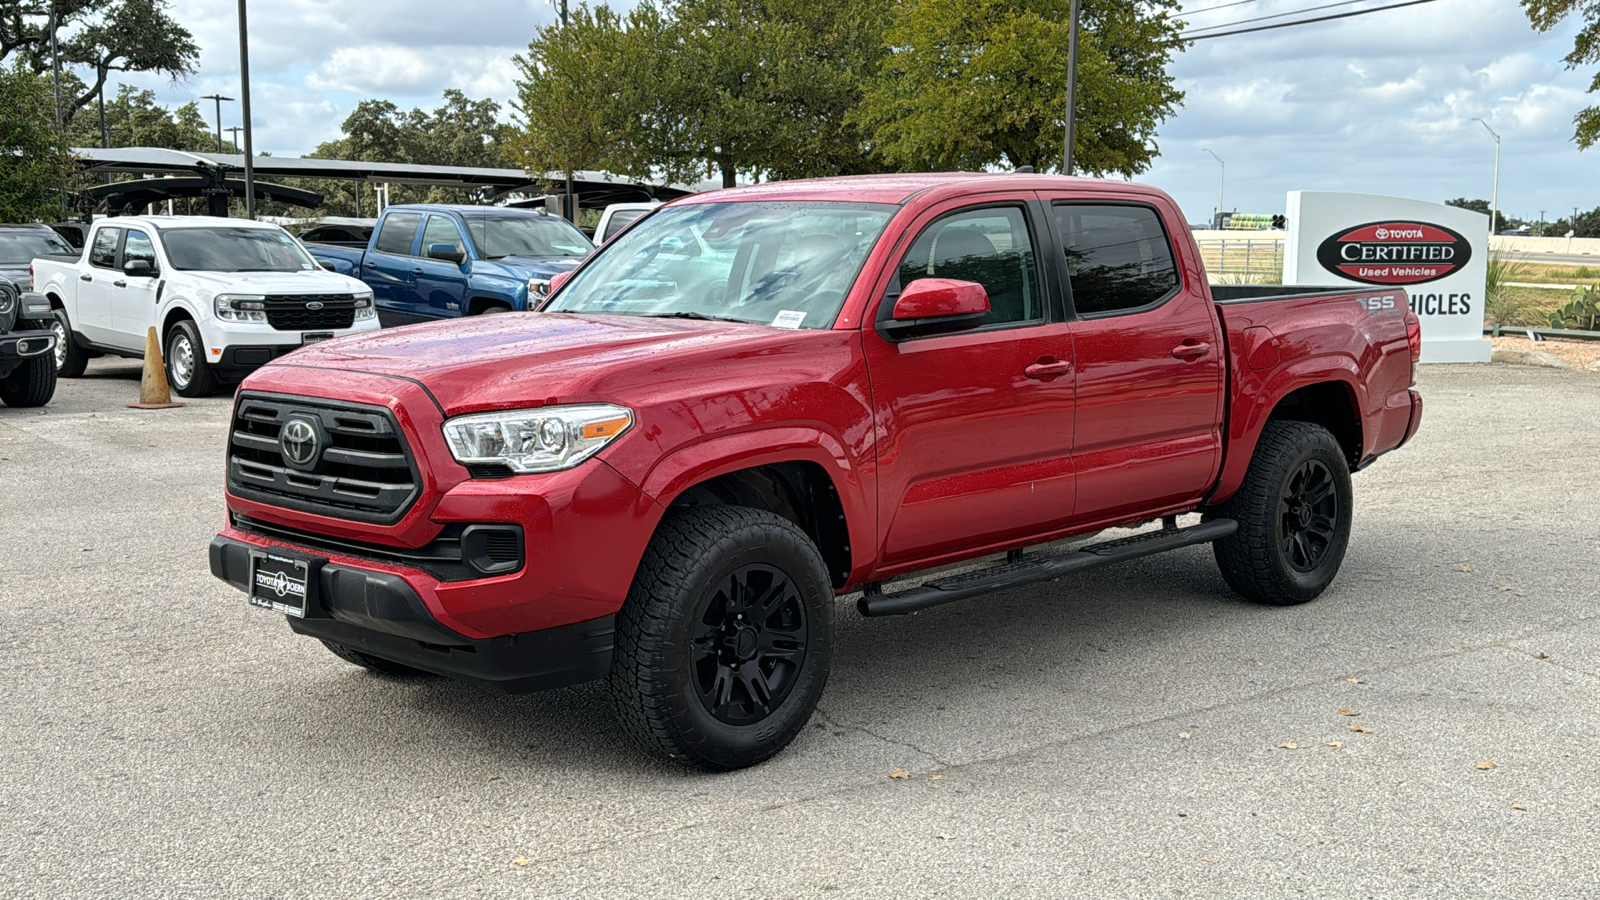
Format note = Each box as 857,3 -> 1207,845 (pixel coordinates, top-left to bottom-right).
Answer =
513,0 -> 891,189
855,0 -> 1184,175
1444,198 -> 1523,233
1524,0 -> 1600,148
64,83 -> 211,149
0,0 -> 199,128
0,63 -> 69,220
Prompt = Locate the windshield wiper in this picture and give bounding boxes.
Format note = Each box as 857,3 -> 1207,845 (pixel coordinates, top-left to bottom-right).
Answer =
643,311 -> 746,323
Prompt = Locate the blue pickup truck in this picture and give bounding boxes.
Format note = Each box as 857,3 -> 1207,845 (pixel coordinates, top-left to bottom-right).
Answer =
305,205 -> 593,326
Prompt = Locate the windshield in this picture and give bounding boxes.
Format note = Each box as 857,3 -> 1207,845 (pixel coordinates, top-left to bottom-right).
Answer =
547,201 -> 897,329
0,231 -> 73,266
162,227 -> 319,272
463,215 -> 593,260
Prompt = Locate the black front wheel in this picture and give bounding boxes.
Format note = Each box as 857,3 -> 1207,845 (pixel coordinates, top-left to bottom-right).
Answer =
164,319 -> 216,397
1211,420 -> 1353,605
608,506 -> 834,770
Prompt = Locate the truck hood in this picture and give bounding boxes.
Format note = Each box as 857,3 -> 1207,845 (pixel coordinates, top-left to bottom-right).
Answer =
265,312 -> 812,414
478,255 -> 585,280
177,269 -> 366,295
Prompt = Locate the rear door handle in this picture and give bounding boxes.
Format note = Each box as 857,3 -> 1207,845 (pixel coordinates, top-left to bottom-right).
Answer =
1172,340 -> 1211,360
1024,358 -> 1073,378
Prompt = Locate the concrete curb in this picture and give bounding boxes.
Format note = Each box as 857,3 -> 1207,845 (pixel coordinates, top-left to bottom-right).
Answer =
1491,349 -> 1573,369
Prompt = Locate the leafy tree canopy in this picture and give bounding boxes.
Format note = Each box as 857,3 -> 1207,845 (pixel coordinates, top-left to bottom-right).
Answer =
1444,198 -> 1523,233
1524,0 -> 1600,149
0,0 -> 198,127
0,63 -> 69,220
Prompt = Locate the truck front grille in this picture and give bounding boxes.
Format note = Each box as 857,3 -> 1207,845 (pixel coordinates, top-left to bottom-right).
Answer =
264,294 -> 357,331
227,393 -> 419,524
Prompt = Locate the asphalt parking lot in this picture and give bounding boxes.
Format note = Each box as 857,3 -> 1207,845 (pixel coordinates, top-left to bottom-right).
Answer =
2,359 -> 1598,899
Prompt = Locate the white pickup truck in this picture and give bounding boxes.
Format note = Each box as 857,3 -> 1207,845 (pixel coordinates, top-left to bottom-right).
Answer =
32,216 -> 380,396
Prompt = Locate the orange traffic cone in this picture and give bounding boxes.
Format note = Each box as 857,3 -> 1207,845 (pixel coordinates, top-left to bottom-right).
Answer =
127,325 -> 184,410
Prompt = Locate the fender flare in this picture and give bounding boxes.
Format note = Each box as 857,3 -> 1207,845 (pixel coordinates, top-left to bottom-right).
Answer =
1212,356 -> 1367,505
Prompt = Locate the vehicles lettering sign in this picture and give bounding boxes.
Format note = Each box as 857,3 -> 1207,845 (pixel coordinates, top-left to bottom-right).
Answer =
1315,220 -> 1472,286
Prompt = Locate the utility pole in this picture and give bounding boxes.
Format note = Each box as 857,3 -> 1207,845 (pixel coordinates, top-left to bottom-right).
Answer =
225,126 -> 243,153
1204,149 -> 1225,230
1061,0 -> 1081,175
50,1 -> 65,217
1539,210 -> 1545,237
237,0 -> 257,218
202,94 -> 235,154
559,0 -> 575,222
1473,118 -> 1500,237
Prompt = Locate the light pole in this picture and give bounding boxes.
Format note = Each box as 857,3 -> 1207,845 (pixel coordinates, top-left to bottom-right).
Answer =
1539,210 -> 1545,237
236,0 -> 257,218
1061,0 -> 1081,175
1204,149 -> 1225,229
1473,118 -> 1500,237
225,126 -> 243,153
201,94 -> 235,154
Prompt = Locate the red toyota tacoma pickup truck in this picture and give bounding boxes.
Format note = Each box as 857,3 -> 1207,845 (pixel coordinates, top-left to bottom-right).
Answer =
209,173 -> 1422,769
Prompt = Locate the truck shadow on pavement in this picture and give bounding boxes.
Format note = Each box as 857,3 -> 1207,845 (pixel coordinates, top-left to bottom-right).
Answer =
286,542 -> 1377,775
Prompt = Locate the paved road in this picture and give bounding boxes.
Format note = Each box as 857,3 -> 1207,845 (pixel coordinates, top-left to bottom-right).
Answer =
2,360 -> 1598,899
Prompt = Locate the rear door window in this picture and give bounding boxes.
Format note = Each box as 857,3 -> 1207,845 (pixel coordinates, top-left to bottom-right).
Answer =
1053,204 -> 1179,315
374,213 -> 423,256
88,228 -> 121,269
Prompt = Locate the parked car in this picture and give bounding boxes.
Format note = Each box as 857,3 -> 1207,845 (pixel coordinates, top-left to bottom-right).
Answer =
305,205 -> 593,326
594,202 -> 661,244
0,279 -> 58,407
32,216 -> 381,396
297,218 -> 375,247
47,222 -> 90,250
1,223 -> 76,288
208,172 -> 1422,770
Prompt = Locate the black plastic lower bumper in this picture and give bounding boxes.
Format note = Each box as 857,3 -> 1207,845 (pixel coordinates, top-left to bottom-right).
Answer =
209,535 -> 614,694
213,343 -> 303,379
0,329 -> 56,360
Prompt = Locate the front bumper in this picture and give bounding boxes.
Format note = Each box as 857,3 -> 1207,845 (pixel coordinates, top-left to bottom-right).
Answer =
209,534 -> 615,693
0,328 -> 56,360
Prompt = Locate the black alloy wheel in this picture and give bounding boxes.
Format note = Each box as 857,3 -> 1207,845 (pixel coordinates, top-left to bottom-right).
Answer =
1279,459 -> 1338,573
1210,419 -> 1353,605
690,564 -> 810,726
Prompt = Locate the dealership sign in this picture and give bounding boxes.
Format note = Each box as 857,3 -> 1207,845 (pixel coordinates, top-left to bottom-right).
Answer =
1285,192 -> 1490,363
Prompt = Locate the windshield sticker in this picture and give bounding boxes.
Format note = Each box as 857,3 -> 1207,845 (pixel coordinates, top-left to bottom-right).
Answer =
772,310 -> 806,329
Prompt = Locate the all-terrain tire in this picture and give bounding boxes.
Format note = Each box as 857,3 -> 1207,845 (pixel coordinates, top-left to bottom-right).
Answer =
607,506 -> 835,771
320,640 -> 430,677
51,310 -> 88,378
0,353 -> 57,407
1211,420 -> 1353,605
165,319 -> 217,397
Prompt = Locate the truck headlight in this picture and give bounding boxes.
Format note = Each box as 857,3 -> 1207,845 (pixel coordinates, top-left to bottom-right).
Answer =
442,404 -> 632,474
215,293 -> 267,323
527,277 -> 551,300
353,291 -> 375,320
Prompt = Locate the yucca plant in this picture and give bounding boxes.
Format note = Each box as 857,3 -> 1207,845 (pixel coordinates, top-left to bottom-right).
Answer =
1484,253 -> 1535,326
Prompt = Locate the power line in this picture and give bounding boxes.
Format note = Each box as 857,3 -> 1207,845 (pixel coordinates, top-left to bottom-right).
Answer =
1182,0 -> 1442,41
1180,0 -> 1270,18
1184,0 -> 1370,34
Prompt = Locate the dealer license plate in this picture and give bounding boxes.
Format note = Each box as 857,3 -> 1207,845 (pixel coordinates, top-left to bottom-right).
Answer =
249,551 -> 313,618
301,331 -> 335,345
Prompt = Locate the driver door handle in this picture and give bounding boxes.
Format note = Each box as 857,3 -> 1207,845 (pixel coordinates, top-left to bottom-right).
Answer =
113,280 -> 127,288
1024,358 -> 1073,378
1172,340 -> 1212,360
79,274 -> 93,282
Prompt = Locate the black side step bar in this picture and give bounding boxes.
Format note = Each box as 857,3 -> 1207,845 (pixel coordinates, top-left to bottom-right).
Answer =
857,518 -> 1239,617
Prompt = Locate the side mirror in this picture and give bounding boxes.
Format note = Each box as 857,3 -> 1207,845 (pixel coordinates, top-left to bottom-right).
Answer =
547,270 -> 573,297
318,260 -> 338,272
427,243 -> 467,265
122,258 -> 155,278
878,278 -> 990,341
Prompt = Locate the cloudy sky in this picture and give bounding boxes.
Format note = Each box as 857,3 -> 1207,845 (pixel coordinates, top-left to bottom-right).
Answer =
114,0 -> 1596,226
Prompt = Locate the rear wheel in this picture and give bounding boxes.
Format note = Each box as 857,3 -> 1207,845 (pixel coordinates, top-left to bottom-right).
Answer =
1211,420 -> 1353,605
320,641 -> 430,677
50,310 -> 87,378
0,353 -> 56,407
164,319 -> 216,397
608,506 -> 834,770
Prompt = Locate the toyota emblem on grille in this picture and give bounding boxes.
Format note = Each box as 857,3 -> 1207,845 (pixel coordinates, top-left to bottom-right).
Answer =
280,417 -> 321,467
305,300 -> 325,310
